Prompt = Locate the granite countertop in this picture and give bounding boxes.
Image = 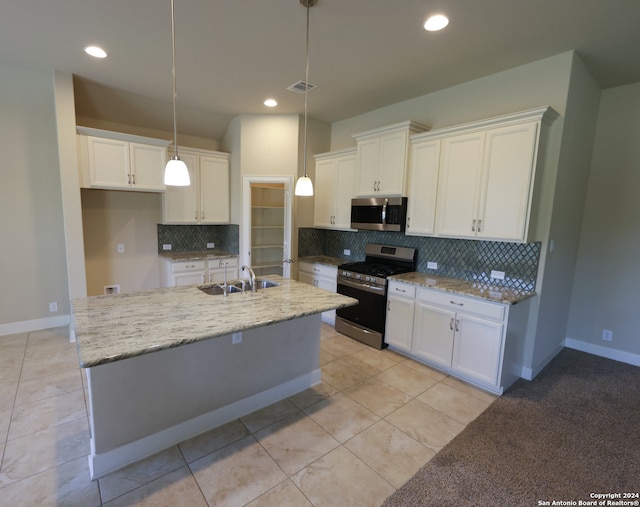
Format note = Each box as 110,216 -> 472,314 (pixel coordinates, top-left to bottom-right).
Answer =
389,272 -> 535,305
159,250 -> 237,261
72,276 -> 357,368
298,255 -> 345,267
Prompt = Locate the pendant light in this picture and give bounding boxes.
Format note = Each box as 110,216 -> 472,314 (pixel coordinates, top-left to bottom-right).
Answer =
164,0 -> 190,186
294,0 -> 316,196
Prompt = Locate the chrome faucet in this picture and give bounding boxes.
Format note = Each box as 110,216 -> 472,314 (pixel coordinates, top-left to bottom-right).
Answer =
241,265 -> 257,293
220,261 -> 229,297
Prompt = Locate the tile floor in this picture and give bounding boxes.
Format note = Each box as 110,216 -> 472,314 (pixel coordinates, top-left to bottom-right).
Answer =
0,323 -> 496,506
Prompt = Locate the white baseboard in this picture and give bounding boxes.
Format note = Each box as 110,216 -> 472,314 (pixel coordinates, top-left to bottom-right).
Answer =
0,315 -> 70,336
520,342 -> 564,381
564,337 -> 640,367
88,368 -> 322,479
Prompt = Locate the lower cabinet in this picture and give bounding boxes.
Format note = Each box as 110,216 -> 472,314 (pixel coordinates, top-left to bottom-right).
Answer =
208,257 -> 239,284
385,281 -> 526,394
298,261 -> 338,325
161,257 -> 238,287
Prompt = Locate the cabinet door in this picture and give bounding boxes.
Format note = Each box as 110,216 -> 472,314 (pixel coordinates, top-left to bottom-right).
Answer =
200,155 -> 230,224
172,271 -> 205,287
413,301 -> 455,369
313,158 -> 336,228
334,155 -> 357,229
406,139 -> 441,235
129,143 -> 166,191
356,137 -> 380,196
162,152 -> 199,223
87,137 -> 130,189
477,122 -> 538,241
452,314 -> 503,386
435,132 -> 485,238
379,130 -> 409,195
385,295 -> 415,354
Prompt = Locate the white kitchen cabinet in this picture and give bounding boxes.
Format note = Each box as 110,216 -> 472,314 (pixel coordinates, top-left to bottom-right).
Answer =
405,138 -> 441,235
384,281 -> 416,354
433,107 -> 557,242
208,257 -> 239,284
160,259 -> 206,287
298,261 -> 338,324
353,121 -> 427,197
77,128 -> 169,192
163,147 -> 230,224
313,149 -> 357,230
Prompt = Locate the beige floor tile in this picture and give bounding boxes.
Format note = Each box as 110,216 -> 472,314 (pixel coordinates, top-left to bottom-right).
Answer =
385,399 -> 465,453
320,358 -> 370,391
345,419 -> 435,489
343,377 -> 412,417
441,375 -> 498,403
341,348 -> 399,374
417,382 -> 491,425
292,446 -> 394,506
0,332 -> 28,351
26,327 -> 69,344
0,455 -> 99,507
240,398 -> 300,434
14,368 -> 83,407
98,446 -> 186,503
104,466 -> 207,507
288,382 -> 338,410
375,362 -> 440,397
303,392 -> 379,443
402,358 -> 448,380
8,388 -> 86,440
0,406 -> 11,447
190,435 -> 287,506
319,347 -> 338,365
179,419 -> 249,463
19,354 -> 79,381
245,478 -> 313,507
0,417 -> 90,486
0,362 -> 21,385
320,334 -> 366,358
0,381 -> 17,411
378,347 -> 408,363
255,412 -> 339,475
319,323 -> 340,342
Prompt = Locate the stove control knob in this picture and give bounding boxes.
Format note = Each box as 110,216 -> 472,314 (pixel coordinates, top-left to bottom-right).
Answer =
355,274 -> 361,280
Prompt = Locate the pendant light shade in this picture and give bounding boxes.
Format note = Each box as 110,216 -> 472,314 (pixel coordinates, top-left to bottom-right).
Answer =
164,0 -> 190,187
294,0 -> 316,196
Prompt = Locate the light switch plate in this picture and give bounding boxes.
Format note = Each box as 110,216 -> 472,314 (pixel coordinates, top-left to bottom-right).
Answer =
344,249 -> 351,256
207,242 -> 215,249
490,270 -> 505,280
162,244 -> 172,251
427,261 -> 438,270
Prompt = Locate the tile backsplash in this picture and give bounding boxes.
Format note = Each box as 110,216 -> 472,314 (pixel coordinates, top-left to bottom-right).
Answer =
157,224 -> 239,254
298,228 -> 540,292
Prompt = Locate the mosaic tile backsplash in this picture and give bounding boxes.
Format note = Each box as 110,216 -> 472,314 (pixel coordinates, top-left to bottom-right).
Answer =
157,224 -> 239,254
299,228 -> 540,292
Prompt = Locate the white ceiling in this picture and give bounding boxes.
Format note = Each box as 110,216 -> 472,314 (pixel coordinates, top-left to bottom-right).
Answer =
2,0 -> 640,140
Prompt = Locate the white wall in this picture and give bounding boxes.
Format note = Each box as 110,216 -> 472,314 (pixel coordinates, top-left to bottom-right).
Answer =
566,82 -> 640,364
0,63 -> 70,333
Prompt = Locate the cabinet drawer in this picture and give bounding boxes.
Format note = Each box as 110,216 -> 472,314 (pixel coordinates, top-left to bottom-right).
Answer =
417,287 -> 505,321
303,262 -> 337,279
170,260 -> 206,273
388,281 -> 416,300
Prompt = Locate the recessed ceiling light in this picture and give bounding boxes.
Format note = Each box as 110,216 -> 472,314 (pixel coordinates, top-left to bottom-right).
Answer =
85,46 -> 107,58
424,14 -> 449,31
264,98 -> 278,107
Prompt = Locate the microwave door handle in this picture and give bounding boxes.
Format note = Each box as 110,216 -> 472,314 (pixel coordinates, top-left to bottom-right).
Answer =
381,198 -> 388,225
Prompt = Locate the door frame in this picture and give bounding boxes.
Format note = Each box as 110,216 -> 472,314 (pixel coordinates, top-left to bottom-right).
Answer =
241,176 -> 294,279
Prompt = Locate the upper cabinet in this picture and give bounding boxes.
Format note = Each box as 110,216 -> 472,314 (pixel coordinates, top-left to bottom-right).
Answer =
407,107 -> 558,243
313,149 -> 357,230
76,127 -> 169,192
353,121 -> 428,197
162,147 -> 230,224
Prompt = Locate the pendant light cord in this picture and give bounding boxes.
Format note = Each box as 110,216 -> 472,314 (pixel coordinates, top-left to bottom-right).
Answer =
302,0 -> 310,178
170,0 -> 179,159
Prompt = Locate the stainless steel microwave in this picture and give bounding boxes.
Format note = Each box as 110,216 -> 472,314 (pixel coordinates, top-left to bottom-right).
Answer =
350,197 -> 408,232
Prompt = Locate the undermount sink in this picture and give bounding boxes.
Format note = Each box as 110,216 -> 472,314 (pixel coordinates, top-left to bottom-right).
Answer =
198,279 -> 279,296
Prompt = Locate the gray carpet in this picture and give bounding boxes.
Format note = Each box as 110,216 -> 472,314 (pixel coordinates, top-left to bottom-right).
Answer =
383,348 -> 640,507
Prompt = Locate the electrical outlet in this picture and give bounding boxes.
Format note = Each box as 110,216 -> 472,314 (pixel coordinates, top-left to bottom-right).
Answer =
117,243 -> 125,253
207,242 -> 215,249
162,244 -> 172,251
104,285 -> 120,295
490,270 -> 505,280
232,332 -> 242,344
602,329 -> 613,342
427,261 -> 438,270
344,249 -> 351,256
49,302 -> 58,313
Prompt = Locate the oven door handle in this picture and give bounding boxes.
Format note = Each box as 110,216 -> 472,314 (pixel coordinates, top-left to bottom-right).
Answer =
337,278 -> 386,295
381,198 -> 388,225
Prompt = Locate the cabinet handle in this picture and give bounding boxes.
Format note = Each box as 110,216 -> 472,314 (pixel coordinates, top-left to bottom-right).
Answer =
477,219 -> 482,232
195,211 -> 198,220
132,174 -> 135,185
455,319 -> 460,332
407,217 -> 410,228
450,317 -> 454,330
201,211 -> 205,220
471,219 -> 476,232
395,288 -> 406,293
450,300 -> 464,306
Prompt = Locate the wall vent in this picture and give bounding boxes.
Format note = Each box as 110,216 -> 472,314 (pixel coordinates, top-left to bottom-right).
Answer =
287,80 -> 317,93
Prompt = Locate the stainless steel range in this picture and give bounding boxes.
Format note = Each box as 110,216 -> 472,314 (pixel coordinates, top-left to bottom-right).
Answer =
335,244 -> 416,349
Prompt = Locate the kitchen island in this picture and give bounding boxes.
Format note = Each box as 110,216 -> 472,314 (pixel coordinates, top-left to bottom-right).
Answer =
72,276 -> 357,479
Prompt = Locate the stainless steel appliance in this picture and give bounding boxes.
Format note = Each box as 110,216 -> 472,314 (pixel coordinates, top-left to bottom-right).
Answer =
350,197 -> 408,232
335,243 -> 416,349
